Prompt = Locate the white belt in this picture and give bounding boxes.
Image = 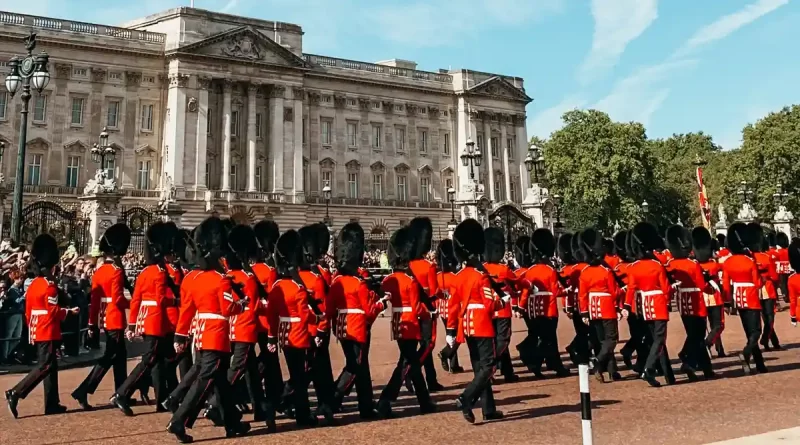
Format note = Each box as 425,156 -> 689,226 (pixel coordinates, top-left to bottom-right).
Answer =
338,309 -> 365,314
392,307 -> 412,313
534,292 -> 553,296
196,313 -> 226,320
733,282 -> 755,288
588,292 -> 611,298
140,300 -> 158,307
679,288 -> 700,293
279,316 -> 301,322
30,310 -> 48,315
101,298 -> 112,303
467,303 -> 484,309
641,290 -> 663,297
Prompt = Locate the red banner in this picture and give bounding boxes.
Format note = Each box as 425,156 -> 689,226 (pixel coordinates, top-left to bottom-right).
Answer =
696,167 -> 711,229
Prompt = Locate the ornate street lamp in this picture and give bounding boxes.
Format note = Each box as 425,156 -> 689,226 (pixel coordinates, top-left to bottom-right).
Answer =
692,153 -> 708,168
525,142 -> 546,184
773,181 -> 789,207
460,138 -> 482,179
90,127 -> 117,180
447,187 -> 456,224
5,31 -> 50,243
552,193 -> 563,233
737,180 -> 754,205
322,182 -> 332,225
641,200 -> 649,217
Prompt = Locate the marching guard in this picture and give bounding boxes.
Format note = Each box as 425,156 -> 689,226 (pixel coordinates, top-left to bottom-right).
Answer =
436,239 -> 463,373
748,223 -> 782,350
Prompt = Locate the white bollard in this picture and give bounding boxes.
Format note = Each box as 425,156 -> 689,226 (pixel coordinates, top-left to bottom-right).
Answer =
579,363 -> 594,445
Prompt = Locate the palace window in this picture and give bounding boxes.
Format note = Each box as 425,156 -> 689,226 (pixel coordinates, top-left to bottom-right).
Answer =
476,134 -> 484,153
255,166 -> 262,191
27,154 -> 42,185
141,104 -> 153,132
207,109 -> 213,134
66,156 -> 80,188
507,137 -> 515,159
510,180 -> 517,203
445,178 -> 454,202
321,171 -> 332,193
256,113 -> 263,138
104,158 -> 116,181
33,95 -> 47,123
372,124 -> 382,149
0,92 -> 6,120
321,119 -> 333,145
443,132 -> 450,155
347,122 -> 358,147
395,127 -> 405,152
495,179 -> 504,201
107,100 -> 120,128
419,130 -> 428,153
396,175 -> 407,201
71,98 -> 84,125
420,176 -> 431,202
205,163 -> 211,188
491,137 -> 499,158
372,174 -> 383,200
137,160 -> 151,190
231,111 -> 239,137
347,173 -> 358,198
229,164 -> 238,190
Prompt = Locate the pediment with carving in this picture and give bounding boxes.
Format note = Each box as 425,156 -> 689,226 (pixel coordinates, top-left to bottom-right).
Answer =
173,26 -> 309,69
64,140 -> 89,153
319,158 -> 335,169
441,166 -> 454,175
370,161 -> 386,173
394,163 -> 410,174
467,77 -> 532,103
135,144 -> 158,157
418,164 -> 433,175
26,137 -> 50,151
345,160 -> 361,171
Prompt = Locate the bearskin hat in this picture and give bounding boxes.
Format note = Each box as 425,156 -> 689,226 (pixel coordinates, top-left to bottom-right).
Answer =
275,229 -> 303,274
173,228 -> 192,263
409,217 -> 433,260
630,222 -> 660,260
570,232 -> 586,264
777,232 -> 790,249
579,227 -> 604,260
613,231 -> 628,260
227,224 -> 258,269
767,230 -> 777,248
691,227 -> 714,263
726,222 -> 749,255
603,238 -> 614,257
530,228 -> 556,262
453,219 -> 484,263
162,221 -> 179,255
558,233 -> 575,265
745,222 -> 765,253
99,223 -> 131,256
336,222 -> 364,268
483,227 -> 505,263
194,216 -> 228,270
388,226 -> 415,269
437,239 -> 459,273
313,223 -> 330,257
144,221 -> 172,264
31,233 -> 59,274
666,224 -> 692,259
716,234 -> 726,250
298,224 -> 326,268
789,238 -> 800,273
514,235 -> 533,268
253,220 -> 280,257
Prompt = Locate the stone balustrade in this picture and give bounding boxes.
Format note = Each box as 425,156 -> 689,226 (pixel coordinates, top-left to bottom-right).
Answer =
304,54 -> 453,84
0,11 -> 166,44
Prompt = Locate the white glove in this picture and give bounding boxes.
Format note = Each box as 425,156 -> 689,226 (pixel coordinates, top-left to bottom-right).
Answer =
792,321 -> 797,328
621,309 -> 629,319
446,335 -> 455,348
501,292 -> 511,304
315,336 -> 323,347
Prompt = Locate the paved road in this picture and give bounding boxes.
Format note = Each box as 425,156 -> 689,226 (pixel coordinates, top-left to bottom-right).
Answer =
2,311 -> 799,445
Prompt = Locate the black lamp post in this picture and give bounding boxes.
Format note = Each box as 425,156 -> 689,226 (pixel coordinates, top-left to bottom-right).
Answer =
5,32 -> 50,244
460,138 -> 482,179
322,182 -> 331,225
773,181 -> 789,207
447,187 -> 456,224
91,127 -> 117,180
737,180 -> 753,205
641,200 -> 649,219
553,193 -> 563,233
524,142 -> 545,183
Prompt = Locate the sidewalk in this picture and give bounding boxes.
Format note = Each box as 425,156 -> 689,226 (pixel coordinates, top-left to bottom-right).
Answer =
706,427 -> 800,444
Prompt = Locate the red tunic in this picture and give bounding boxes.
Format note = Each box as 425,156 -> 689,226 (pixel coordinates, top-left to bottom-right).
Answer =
721,254 -> 762,310
176,270 -> 243,352
436,271 -> 458,319
753,251 -> 778,300
89,263 -> 128,331
228,270 -> 263,344
299,269 -> 329,336
165,263 -> 183,332
775,248 -> 790,275
666,258 -> 709,318
26,277 -> 67,343
267,278 -> 316,349
578,265 -> 620,320
604,254 -> 621,270
446,266 -> 504,342
787,273 -> 800,322
564,263 -> 588,314
409,259 -> 439,314
483,262 -> 517,319
717,248 -> 731,263
181,269 -> 202,337
251,262 -> 278,332
128,264 -> 173,337
326,275 -> 383,343
382,272 -> 425,341
318,266 -> 333,287
699,260 -> 724,307
624,259 -> 671,321
520,264 -> 562,318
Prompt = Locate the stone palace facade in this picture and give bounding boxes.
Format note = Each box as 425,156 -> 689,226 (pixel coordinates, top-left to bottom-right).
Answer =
0,7 -> 533,238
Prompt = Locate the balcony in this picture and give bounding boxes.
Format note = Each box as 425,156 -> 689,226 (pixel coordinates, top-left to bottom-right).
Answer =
304,196 -> 447,209
304,54 -> 453,85
0,11 -> 166,44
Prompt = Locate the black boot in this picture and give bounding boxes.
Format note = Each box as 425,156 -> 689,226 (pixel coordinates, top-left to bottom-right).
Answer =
5,390 -> 19,419
71,390 -> 93,411
111,394 -> 134,416
167,421 -> 194,443
455,397 -> 475,424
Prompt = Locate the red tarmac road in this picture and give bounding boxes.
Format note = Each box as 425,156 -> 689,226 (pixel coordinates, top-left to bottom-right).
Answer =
2,312 -> 800,445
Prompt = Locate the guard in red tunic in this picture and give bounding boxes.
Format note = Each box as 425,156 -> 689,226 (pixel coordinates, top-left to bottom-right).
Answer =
5,234 -> 79,418
521,229 -> 570,377
664,225 -> 714,379
722,222 -> 767,374
376,226 -> 437,417
624,222 -> 673,387
166,229 -> 193,381
111,221 -> 177,416
449,219 -> 507,424
483,227 -> 519,384
717,234 -> 731,263
72,223 -> 132,410
577,228 -> 621,383
775,232 -> 791,303
167,216 -> 250,443
604,238 -> 621,270
327,222 -> 385,419
747,223 -> 781,350
561,233 -> 591,365
436,239 -> 463,373
786,238 -> 800,326
692,227 -> 726,358
512,235 -> 535,371
616,231 -> 644,372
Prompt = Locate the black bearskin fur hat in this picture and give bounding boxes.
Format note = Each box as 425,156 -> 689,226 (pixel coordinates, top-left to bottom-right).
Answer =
789,238 -> 800,273
144,221 -> 173,264
579,228 -> 604,261
726,222 -> 749,255
665,224 -> 692,259
514,235 -> 532,268
570,232 -> 586,264
777,232 -> 790,249
227,224 -> 258,269
530,228 -> 556,262
746,222 -> 765,253
558,233 -> 576,265
31,234 -> 59,275
336,222 -> 365,269
99,223 -> 131,257
173,228 -> 192,264
716,234 -> 727,250
388,226 -> 415,269
483,227 -> 505,263
194,216 -> 228,270
603,238 -> 614,257
275,229 -> 303,274
631,222 -> 660,260
253,220 -> 280,258
613,231 -> 628,260
314,223 -> 330,258
691,227 -> 714,263
767,230 -> 777,248
162,221 -> 179,256
409,217 -> 433,260
298,224 -> 325,268
437,239 -> 459,273
453,219 -> 484,263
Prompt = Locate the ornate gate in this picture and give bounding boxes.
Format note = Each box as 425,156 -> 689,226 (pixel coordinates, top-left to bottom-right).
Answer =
14,201 -> 91,255
120,206 -> 154,258
489,204 -> 535,252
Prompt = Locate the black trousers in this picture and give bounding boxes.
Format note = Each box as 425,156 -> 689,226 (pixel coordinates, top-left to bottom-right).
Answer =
381,339 -> 431,407
116,335 -> 169,405
460,337 -> 496,416
309,336 -> 335,411
644,320 -> 674,382
438,317 -> 461,369
590,319 -> 618,375
333,339 -> 374,416
620,314 -> 647,366
528,317 -> 564,373
283,347 -> 312,422
170,350 -> 241,430
169,361 -> 199,403
680,316 -> 712,373
705,306 -> 725,352
257,333 -> 284,410
209,342 -> 269,419
12,341 -> 60,409
75,330 -> 127,395
760,299 -> 780,348
739,309 -> 766,369
493,318 -> 515,378
568,315 -> 591,364
418,317 -> 438,384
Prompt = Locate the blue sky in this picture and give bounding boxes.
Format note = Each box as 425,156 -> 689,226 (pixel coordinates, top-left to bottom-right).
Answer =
7,0 -> 798,149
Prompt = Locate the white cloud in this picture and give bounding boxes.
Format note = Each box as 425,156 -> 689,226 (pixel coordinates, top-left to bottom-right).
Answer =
221,0 -> 239,13
675,0 -> 789,56
527,95 -> 589,139
577,0 -> 659,85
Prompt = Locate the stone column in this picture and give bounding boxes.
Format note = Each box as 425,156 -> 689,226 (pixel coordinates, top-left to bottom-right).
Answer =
79,192 -> 123,253
165,74 -> 188,188
456,97 -> 478,203
292,87 -> 305,203
269,85 -> 286,194
483,117 -> 495,202
194,76 -> 211,190
221,79 -> 233,191
515,114 -> 530,193
0,185 -> 7,238
502,127 -> 512,202
246,82 -> 259,192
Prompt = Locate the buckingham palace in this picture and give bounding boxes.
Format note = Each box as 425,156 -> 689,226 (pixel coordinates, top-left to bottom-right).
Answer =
0,7 -> 542,246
